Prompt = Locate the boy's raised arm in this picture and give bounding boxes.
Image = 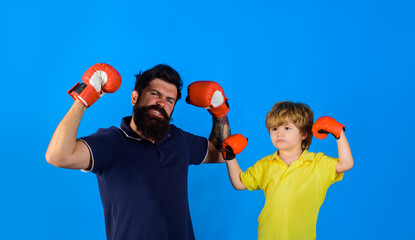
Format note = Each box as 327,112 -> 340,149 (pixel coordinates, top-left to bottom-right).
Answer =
335,131 -> 354,173
222,134 -> 248,190
225,159 -> 247,190
312,116 -> 354,173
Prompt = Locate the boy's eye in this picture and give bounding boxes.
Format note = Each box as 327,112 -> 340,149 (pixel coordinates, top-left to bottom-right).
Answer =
271,128 -> 277,131
285,127 -> 291,130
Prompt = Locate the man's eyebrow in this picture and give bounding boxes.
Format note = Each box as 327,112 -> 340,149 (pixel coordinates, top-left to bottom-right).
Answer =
167,96 -> 177,102
151,89 -> 176,102
150,89 -> 160,93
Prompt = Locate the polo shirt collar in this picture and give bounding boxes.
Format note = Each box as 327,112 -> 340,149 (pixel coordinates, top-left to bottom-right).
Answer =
272,149 -> 314,162
119,116 -> 143,141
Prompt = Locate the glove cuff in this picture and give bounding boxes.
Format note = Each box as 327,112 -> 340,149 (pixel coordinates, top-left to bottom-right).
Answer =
221,134 -> 248,160
332,123 -> 345,139
222,146 -> 236,160
208,100 -> 230,118
313,130 -> 328,139
68,83 -> 100,108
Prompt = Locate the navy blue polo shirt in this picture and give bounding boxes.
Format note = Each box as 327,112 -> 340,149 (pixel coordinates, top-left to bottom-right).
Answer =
79,116 -> 208,240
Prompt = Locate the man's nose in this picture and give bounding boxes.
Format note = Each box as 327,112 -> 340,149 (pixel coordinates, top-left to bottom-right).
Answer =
156,98 -> 166,107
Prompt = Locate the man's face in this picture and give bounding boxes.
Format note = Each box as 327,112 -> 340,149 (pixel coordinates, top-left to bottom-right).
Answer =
134,78 -> 178,119
132,79 -> 178,142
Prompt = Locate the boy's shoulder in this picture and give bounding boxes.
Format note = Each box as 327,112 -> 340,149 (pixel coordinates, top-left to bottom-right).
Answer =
254,151 -> 283,166
303,150 -> 320,160
253,151 -> 334,167
259,151 -> 279,162
258,150 -> 327,160
304,150 -> 337,162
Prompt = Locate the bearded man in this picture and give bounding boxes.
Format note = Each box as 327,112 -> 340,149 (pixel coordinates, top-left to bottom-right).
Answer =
46,64 -> 231,240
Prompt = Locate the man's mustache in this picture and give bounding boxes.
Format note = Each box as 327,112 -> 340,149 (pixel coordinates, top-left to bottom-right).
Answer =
145,105 -> 170,120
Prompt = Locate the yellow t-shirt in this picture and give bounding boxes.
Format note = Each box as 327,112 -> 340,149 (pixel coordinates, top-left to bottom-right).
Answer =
240,150 -> 343,240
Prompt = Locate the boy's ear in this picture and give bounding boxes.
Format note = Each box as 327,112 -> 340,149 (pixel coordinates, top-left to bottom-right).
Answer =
301,132 -> 308,140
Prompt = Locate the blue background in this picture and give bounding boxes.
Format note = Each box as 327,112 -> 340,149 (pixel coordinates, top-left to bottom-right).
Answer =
1,0 -> 414,239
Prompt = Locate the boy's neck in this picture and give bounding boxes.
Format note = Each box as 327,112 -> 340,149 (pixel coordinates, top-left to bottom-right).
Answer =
278,148 -> 304,167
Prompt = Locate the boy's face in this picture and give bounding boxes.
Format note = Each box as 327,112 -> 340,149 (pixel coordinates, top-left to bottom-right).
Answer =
269,122 -> 307,152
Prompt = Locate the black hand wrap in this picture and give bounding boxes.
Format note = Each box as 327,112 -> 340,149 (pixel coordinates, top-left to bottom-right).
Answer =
224,146 -> 236,160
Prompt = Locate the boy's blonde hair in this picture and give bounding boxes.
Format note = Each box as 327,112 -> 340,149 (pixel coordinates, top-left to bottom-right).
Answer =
265,101 -> 314,150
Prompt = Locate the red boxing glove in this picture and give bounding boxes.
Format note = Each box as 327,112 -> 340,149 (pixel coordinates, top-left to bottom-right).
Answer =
312,116 -> 345,139
68,63 -> 122,108
186,81 -> 229,118
222,134 -> 248,160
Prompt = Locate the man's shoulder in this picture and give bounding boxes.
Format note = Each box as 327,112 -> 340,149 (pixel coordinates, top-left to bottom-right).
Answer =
169,124 -> 189,132
81,126 -> 123,141
96,126 -> 122,134
169,124 -> 201,137
167,125 -> 207,146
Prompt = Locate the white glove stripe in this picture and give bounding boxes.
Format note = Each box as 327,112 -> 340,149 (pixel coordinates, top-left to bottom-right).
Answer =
77,96 -> 89,107
89,71 -> 108,92
210,90 -> 224,108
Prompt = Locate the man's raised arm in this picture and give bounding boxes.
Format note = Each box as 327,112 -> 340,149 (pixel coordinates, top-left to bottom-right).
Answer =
185,81 -> 231,163
46,63 -> 122,169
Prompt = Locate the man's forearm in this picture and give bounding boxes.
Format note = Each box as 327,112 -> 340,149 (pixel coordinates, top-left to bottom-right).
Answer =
209,116 -> 231,151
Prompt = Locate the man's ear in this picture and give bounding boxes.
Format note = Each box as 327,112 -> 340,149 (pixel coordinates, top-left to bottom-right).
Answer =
131,91 -> 139,106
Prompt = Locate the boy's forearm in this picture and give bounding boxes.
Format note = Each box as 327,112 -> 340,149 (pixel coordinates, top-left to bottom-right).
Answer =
225,159 -> 247,190
336,131 -> 354,173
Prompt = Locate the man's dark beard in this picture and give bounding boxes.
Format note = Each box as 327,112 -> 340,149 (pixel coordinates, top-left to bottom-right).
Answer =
133,104 -> 171,142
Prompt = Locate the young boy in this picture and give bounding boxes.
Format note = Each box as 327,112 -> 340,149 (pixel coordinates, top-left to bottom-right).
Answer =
222,101 -> 353,240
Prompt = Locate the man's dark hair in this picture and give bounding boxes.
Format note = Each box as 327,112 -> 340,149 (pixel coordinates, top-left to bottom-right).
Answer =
134,64 -> 183,101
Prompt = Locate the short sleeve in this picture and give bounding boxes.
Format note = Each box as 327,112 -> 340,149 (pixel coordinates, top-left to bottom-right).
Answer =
175,127 -> 208,165
79,127 -> 119,174
316,152 -> 344,188
240,160 -> 264,191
